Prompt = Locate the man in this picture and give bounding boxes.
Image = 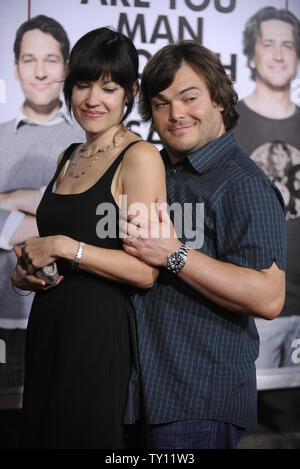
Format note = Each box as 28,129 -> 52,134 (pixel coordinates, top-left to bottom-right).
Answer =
0,15 -> 84,407
234,6 -> 300,369
123,41 -> 286,449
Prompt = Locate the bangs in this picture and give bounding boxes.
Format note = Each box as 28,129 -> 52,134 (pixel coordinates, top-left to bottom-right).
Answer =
71,45 -> 126,86
63,27 -> 139,120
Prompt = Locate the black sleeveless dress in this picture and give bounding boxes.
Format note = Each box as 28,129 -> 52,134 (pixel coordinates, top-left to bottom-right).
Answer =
22,143 -> 136,449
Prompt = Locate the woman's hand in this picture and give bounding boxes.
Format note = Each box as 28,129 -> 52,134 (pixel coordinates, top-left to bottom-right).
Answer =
22,236 -> 59,274
11,245 -> 63,291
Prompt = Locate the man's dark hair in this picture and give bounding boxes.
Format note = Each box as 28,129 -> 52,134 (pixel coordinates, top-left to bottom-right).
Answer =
243,6 -> 300,80
63,27 -> 139,122
139,40 -> 238,131
14,15 -> 70,64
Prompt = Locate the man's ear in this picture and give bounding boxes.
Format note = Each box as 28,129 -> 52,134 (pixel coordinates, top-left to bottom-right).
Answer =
63,59 -> 69,80
249,57 -> 256,70
14,60 -> 20,82
212,101 -> 224,112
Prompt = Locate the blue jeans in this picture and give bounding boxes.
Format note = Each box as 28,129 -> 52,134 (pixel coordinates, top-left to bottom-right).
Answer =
142,419 -> 245,449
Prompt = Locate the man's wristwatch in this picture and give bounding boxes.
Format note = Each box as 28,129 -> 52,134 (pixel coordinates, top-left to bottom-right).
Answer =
167,244 -> 190,274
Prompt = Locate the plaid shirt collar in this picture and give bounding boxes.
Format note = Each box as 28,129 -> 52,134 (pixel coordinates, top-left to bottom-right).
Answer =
161,129 -> 237,173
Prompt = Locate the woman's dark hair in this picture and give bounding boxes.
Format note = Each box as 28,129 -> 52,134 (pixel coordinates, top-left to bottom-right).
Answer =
14,15 -> 70,64
243,6 -> 300,80
63,27 -> 139,122
140,40 -> 238,130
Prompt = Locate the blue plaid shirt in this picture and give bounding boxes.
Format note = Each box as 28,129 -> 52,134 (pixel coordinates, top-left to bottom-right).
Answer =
125,130 -> 286,430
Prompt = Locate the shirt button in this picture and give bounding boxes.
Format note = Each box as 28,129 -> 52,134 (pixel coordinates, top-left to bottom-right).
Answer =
171,168 -> 177,175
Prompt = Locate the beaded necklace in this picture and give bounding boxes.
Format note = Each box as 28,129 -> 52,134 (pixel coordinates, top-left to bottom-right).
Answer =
67,129 -> 126,179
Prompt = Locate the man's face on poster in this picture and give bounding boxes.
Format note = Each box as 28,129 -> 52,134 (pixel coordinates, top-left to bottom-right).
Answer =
14,28 -> 65,112
250,19 -> 299,90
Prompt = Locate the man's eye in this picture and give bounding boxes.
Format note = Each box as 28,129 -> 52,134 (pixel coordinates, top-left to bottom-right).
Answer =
103,88 -> 116,93
155,102 -> 168,109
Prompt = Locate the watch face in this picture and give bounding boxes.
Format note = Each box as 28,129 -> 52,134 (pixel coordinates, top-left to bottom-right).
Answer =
169,252 -> 184,271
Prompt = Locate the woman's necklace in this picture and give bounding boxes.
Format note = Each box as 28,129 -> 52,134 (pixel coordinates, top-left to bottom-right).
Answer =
67,129 -> 127,179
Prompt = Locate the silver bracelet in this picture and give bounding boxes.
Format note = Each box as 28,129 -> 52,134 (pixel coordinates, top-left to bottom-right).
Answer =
74,241 -> 85,269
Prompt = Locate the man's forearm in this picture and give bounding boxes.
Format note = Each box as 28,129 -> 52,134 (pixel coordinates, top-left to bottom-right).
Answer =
124,205 -> 286,319
124,234 -> 285,319
0,189 -> 42,214
10,214 -> 39,245
177,249 -> 285,320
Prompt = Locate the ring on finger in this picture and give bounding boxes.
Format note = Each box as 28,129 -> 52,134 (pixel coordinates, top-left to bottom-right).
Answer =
129,236 -> 135,245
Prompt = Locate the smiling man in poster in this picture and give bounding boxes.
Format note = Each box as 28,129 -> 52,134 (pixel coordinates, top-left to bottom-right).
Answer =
234,6 -> 300,371
0,15 -> 84,407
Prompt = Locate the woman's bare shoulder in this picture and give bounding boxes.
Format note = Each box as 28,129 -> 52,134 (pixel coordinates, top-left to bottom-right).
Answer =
122,139 -> 163,168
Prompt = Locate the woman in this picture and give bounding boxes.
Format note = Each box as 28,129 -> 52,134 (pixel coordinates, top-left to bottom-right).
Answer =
11,27 -> 166,449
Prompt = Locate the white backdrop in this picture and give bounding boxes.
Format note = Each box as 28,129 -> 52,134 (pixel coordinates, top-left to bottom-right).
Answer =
0,0 -> 299,140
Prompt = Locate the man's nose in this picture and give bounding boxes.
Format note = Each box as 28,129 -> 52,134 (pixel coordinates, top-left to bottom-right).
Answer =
35,61 -> 47,80
273,45 -> 284,61
169,101 -> 186,121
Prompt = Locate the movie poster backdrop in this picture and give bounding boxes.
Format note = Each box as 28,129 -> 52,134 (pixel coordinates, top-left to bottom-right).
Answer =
0,0 -> 300,381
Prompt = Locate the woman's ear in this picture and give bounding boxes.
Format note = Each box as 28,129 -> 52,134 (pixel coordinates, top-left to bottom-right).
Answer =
132,80 -> 139,98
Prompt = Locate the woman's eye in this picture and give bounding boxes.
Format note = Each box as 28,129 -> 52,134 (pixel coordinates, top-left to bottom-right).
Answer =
76,83 -> 89,89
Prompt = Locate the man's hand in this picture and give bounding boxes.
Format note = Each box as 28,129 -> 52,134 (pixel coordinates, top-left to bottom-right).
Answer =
122,200 -> 182,267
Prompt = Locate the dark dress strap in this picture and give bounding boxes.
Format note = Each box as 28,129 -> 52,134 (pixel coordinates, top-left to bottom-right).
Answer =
56,143 -> 81,174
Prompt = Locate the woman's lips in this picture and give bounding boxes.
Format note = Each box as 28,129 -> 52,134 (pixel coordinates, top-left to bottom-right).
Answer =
82,110 -> 105,118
